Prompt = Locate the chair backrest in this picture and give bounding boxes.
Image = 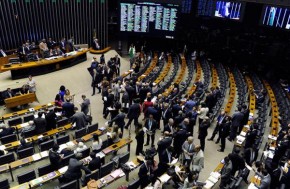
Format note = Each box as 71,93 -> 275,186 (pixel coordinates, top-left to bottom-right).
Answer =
100,161 -> 114,178
57,118 -> 69,127
79,148 -> 90,158
0,178 -> 9,189
83,170 -> 99,186
62,153 -> 75,166
127,178 -> 140,189
17,147 -> 34,159
60,180 -> 78,189
22,129 -> 36,138
0,134 -> 17,144
8,117 -> 22,127
56,135 -> 70,145
119,152 -> 130,165
75,128 -> 86,139
39,139 -> 54,152
38,163 -> 53,177
0,153 -> 15,165
87,123 -> 98,134
17,170 -> 36,184
23,114 -> 34,122
101,140 -> 108,150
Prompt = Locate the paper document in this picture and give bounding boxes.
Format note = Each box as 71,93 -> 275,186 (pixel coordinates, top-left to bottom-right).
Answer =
58,166 -> 68,174
40,151 -> 49,158
248,183 -> 258,189
208,176 -> 218,183
210,172 -> 221,179
240,131 -> 247,137
204,180 -> 214,189
96,152 -> 105,158
32,153 -> 41,161
110,169 -> 124,178
20,122 -> 29,128
159,174 -> 171,183
125,161 -> 137,169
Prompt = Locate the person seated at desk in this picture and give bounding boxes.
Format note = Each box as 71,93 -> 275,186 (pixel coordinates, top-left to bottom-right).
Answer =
18,43 -> 30,62
30,42 -> 37,50
74,142 -> 88,154
88,152 -> 102,171
21,120 -> 35,135
34,112 -> 47,135
49,144 -> 63,171
62,98 -> 75,118
19,84 -> 30,95
49,49 -> 56,57
0,123 -> 15,138
45,108 -> 57,131
55,47 -> 64,56
3,88 -> 15,99
60,145 -> 74,157
0,48 -> 7,57
92,37 -> 100,50
47,37 -> 56,49
138,159 -> 155,189
17,138 -> 33,152
60,37 -> 67,53
92,134 -> 103,153
62,153 -> 91,183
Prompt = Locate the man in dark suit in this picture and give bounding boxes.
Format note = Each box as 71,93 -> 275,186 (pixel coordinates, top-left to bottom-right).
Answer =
80,95 -> 90,115
88,152 -> 102,171
138,160 -> 154,189
163,118 -> 174,136
156,146 -> 173,177
63,153 -> 91,182
45,108 -> 57,131
173,124 -> 188,158
157,131 -> 172,160
71,107 -> 87,130
198,117 -> 210,151
103,89 -> 114,119
208,111 -> 226,141
205,91 -> 216,113
60,38 -> 67,53
228,106 -> 244,141
49,144 -> 63,171
244,123 -> 258,149
228,148 -> 245,176
3,88 -> 15,99
217,116 -> 231,152
220,156 -> 232,189
114,55 -> 120,75
62,99 -> 75,118
144,114 -> 157,147
162,103 -> 172,127
47,38 -> 56,49
125,99 -> 141,129
240,104 -> 250,133
108,108 -> 126,137
34,112 -> 47,135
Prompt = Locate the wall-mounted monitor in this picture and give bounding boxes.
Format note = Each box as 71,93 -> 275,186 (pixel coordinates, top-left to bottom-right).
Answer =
197,0 -> 215,17
119,0 -> 180,38
261,5 -> 290,29
214,1 -> 245,20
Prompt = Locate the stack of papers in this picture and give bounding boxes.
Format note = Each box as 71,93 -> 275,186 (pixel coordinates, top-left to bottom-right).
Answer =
32,153 -> 41,161
268,135 -> 277,140
236,136 -> 246,144
82,156 -> 92,165
20,122 -> 29,128
125,161 -> 137,169
248,183 -> 258,189
40,151 -> 49,158
96,151 -> 105,158
99,127 -> 106,131
240,131 -> 247,137
110,169 -> 124,179
159,174 -> 171,182
0,145 -> 6,150
204,180 -> 215,189
58,166 -> 68,174
210,172 -> 221,179
208,176 -> 218,183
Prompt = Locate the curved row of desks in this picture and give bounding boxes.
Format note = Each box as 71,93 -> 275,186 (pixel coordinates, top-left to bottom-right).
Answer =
224,70 -> 236,114
89,47 -> 111,54
245,76 -> 256,124
187,60 -> 202,97
153,55 -> 172,85
211,65 -> 218,89
138,53 -> 158,81
163,55 -> 186,97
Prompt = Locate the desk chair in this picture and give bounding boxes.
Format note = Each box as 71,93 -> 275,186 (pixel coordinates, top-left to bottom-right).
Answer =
8,117 -> 22,127
100,161 -> 114,178
57,135 -> 70,145
17,170 -> 36,184
75,128 -> 86,139
82,170 -> 99,186
38,163 -> 53,176
79,148 -> 90,158
101,140 -> 108,150
119,152 -> 130,167
87,123 -> 98,133
17,147 -> 34,159
23,114 -> 34,122
22,129 -> 36,138
59,180 -> 79,189
39,139 -> 54,152
0,178 -> 9,189
127,178 -> 140,189
57,118 -> 69,127
0,153 -> 15,166
62,153 -> 76,166
0,134 -> 17,144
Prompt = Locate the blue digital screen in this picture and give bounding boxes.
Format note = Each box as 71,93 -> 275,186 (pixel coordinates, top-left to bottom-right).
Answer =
214,1 -> 243,20
262,6 -> 290,29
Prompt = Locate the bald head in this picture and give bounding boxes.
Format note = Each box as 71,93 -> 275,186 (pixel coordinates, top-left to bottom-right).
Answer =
168,118 -> 174,125
184,118 -> 189,125
164,131 -> 170,137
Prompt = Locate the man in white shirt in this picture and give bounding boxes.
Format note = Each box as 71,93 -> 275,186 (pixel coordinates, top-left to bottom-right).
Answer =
27,75 -> 36,93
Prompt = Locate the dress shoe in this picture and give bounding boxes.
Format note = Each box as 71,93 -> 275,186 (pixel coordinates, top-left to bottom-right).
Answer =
91,94 -> 95,96
124,126 -> 128,129
207,138 -> 213,141
217,149 -> 224,152
227,138 -> 232,142
215,141 -> 219,144
144,144 -> 149,146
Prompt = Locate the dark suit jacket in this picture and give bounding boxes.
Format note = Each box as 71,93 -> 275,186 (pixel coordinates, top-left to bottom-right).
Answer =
205,93 -> 216,109
162,108 -> 172,121
198,121 -> 210,138
173,129 -> 188,149
88,156 -> 101,171
157,137 -> 172,154
110,112 -> 126,128
45,110 -> 57,130
49,150 -> 62,171
34,117 -> 47,134
3,90 -> 15,99
64,158 -> 91,180
62,102 -> 75,118
145,119 -> 157,133
232,111 -> 244,127
163,124 -> 174,134
127,103 -> 141,119
135,130 -> 145,145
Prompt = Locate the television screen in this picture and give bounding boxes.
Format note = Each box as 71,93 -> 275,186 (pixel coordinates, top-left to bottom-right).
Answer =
261,6 -> 290,29
197,0 -> 215,16
181,0 -> 192,14
120,1 -> 179,38
214,1 -> 244,20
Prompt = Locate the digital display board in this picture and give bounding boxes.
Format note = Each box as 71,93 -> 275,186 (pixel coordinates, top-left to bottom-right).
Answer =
120,1 -> 179,38
197,0 -> 215,16
261,6 -> 290,29
181,0 -> 192,14
214,1 -> 244,20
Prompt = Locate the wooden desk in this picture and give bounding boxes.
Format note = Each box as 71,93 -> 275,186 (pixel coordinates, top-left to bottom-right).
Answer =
188,60 -> 201,96
1,102 -> 55,120
89,47 -> 111,54
1,50 -> 88,79
4,93 -> 37,108
154,55 -> 172,84
138,53 -> 158,81
10,183 -> 30,189
102,138 -> 132,155
224,71 -> 236,114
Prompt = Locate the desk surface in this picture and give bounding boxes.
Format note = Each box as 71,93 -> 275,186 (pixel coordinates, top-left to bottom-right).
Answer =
188,61 -> 201,96
1,50 -> 88,71
4,93 -> 37,108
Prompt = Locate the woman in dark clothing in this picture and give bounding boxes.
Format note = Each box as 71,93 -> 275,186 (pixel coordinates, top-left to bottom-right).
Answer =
135,124 -> 145,155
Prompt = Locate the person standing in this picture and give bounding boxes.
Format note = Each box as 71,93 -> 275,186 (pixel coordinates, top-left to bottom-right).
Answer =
217,116 -> 231,152
198,117 -> 210,151
182,136 -> 195,167
125,99 -> 141,129
228,106 -> 244,141
71,107 -> 87,129
144,114 -> 157,147
173,124 -> 188,158
219,156 -> 233,189
197,102 -> 209,126
34,112 -> 47,134
108,108 -> 126,137
27,75 -> 36,93
192,145 -> 204,176
208,111 -> 226,141
80,95 -> 90,115
135,124 -> 145,155
49,144 -> 63,171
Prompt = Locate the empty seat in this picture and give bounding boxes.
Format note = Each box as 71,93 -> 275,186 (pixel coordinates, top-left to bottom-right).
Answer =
39,139 -> 54,152
127,178 -> 140,189
82,170 -> 99,186
17,170 -> 36,184
75,128 -> 86,139
62,153 -> 75,166
23,114 -> 34,122
38,163 -> 53,176
119,152 -> 130,166
57,118 -> 69,127
56,135 -> 70,145
87,123 -> 98,134
0,178 -> 9,189
100,161 -> 114,178
60,180 -> 79,189
0,134 -> 17,144
0,153 -> 15,165
17,147 -> 34,159
22,129 -> 36,138
7,117 -> 22,127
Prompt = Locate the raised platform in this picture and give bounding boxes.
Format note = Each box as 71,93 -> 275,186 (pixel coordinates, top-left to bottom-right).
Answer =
89,46 -> 111,54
